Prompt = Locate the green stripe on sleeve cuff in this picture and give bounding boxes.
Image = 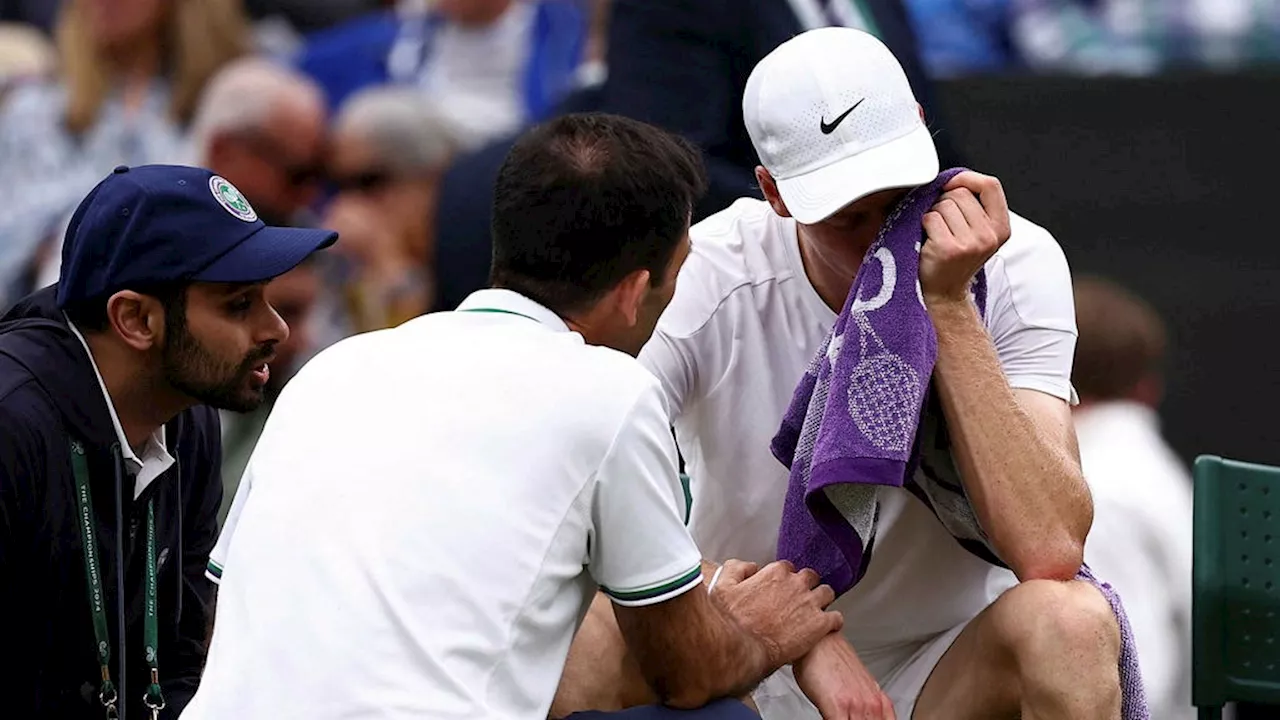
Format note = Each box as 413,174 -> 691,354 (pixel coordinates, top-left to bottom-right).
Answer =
206,560 -> 223,580
602,565 -> 702,603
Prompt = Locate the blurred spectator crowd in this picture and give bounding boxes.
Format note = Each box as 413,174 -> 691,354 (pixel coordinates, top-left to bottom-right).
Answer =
1,0 -> 1277,351
0,1 -> 1274,715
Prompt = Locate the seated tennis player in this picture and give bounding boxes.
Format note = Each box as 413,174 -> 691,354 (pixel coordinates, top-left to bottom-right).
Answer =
554,27 -> 1132,720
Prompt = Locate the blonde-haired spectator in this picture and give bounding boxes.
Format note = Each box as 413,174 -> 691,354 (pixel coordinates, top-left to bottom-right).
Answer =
0,23 -> 55,96
0,0 -> 251,308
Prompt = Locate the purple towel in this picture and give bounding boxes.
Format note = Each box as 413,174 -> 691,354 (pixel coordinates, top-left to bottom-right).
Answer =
1079,565 -> 1149,720
770,168 -> 980,592
769,168 -> 1149,719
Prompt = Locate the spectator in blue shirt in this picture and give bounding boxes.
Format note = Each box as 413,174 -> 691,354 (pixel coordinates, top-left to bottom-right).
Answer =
294,0 -> 587,150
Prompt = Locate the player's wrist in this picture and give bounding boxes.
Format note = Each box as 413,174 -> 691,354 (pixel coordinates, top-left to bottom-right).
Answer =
794,630 -> 848,672
923,293 -> 981,326
922,289 -> 975,310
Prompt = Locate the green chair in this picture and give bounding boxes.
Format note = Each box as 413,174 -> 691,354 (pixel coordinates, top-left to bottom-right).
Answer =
1193,455 -> 1280,718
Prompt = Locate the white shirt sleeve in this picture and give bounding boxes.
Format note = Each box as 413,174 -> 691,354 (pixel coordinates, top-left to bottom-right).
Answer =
984,214 -> 1079,403
206,463 -> 253,585
589,381 -> 703,607
638,328 -> 697,423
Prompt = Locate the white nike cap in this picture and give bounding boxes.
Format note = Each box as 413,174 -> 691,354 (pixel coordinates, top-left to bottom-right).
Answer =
743,26 -> 940,225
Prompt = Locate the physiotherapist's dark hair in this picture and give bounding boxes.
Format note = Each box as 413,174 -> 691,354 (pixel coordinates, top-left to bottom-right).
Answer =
489,112 -> 708,316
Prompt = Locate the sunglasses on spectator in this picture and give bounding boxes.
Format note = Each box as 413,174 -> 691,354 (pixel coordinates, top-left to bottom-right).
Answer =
330,169 -> 397,194
236,132 -> 325,188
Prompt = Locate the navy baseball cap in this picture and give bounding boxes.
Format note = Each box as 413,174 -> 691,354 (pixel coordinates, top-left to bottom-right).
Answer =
56,164 -> 339,308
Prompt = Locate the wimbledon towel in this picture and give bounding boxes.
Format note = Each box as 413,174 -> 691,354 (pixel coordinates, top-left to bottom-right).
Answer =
770,167 -> 982,592
769,168 -> 1149,719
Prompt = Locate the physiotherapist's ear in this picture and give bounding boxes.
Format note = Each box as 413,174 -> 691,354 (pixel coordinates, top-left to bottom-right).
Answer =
756,167 -> 791,219
918,103 -> 926,121
614,269 -> 651,327
106,291 -> 163,352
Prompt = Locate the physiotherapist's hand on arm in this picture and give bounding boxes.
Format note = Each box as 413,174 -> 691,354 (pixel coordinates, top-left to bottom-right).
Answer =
555,562 -> 852,713
612,558 -> 841,710
919,172 -> 1092,582
705,558 -> 842,670
585,382 -> 839,710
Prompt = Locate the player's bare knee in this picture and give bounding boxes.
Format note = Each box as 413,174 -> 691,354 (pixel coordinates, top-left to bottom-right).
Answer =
1001,579 -> 1121,669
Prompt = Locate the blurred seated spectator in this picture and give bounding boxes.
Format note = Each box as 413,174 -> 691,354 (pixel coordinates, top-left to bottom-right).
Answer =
905,0 -> 1280,77
322,86 -> 460,332
34,58 -> 329,290
295,0 -> 588,150
1072,275 -> 1193,720
0,0 -> 250,310
429,0 -> 951,311
187,58 -> 328,227
0,22 -> 54,99
1031,0 -> 1280,71
903,0 -> 1157,75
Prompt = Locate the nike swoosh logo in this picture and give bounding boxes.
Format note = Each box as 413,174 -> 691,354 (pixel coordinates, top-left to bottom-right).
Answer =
820,98 -> 865,135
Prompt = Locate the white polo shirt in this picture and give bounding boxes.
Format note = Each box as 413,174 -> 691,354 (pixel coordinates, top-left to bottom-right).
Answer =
186,289 -> 703,720
639,198 -> 1077,715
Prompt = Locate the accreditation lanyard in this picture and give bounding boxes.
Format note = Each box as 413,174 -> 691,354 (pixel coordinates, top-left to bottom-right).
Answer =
70,440 -> 165,720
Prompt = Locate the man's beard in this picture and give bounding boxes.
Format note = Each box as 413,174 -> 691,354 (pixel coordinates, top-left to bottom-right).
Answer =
162,322 -> 276,413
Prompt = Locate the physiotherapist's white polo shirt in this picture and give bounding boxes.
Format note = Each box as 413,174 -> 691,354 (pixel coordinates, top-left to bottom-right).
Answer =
186,289 -> 703,720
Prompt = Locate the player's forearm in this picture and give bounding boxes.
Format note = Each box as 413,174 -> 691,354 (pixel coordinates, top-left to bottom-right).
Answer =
928,298 -> 1090,581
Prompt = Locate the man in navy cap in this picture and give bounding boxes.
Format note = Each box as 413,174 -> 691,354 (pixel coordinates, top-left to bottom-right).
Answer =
0,164 -> 337,720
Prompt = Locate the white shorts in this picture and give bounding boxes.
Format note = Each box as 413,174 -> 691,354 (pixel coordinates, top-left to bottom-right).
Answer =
751,622 -> 969,720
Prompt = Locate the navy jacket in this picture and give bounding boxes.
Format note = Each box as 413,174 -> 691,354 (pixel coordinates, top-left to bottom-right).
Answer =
0,287 -> 223,720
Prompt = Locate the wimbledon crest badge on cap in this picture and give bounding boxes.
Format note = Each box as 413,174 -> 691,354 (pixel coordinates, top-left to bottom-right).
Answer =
209,175 -> 258,222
